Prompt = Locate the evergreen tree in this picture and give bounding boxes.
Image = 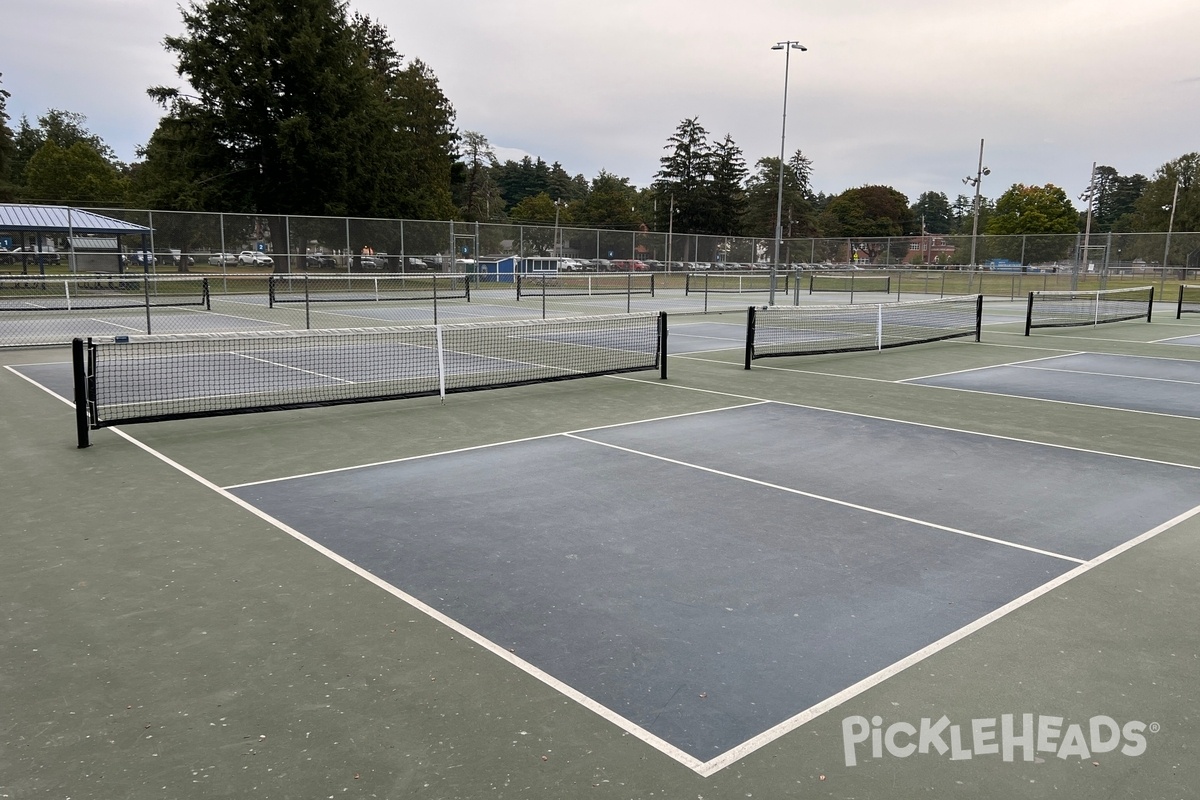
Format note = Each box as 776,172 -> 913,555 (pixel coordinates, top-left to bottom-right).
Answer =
653,117 -> 713,237
145,1 -> 456,218
911,191 -> 953,234
0,74 -> 14,201
709,134 -> 747,237
744,150 -> 816,239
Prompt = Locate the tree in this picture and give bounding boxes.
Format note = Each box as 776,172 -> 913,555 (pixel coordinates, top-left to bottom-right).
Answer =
10,109 -> 121,191
985,183 -> 1078,263
819,185 -> 915,262
576,170 -> 639,230
1123,153 -> 1200,233
1085,165 -> 1146,232
708,134 -> 747,238
508,192 -> 568,254
653,118 -> 718,257
911,191 -> 953,234
0,74 -> 14,201
23,141 -> 128,205
455,130 -> 504,222
145,1 -> 456,218
744,150 -> 816,241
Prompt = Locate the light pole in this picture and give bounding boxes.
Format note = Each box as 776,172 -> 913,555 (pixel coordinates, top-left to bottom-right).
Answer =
666,195 -> 676,270
1162,180 -> 1180,293
770,40 -> 807,305
962,138 -> 989,288
553,199 -> 563,258
1078,162 -> 1097,291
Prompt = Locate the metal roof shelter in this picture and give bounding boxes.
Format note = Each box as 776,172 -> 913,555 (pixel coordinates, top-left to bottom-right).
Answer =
0,204 -> 151,235
0,204 -> 152,274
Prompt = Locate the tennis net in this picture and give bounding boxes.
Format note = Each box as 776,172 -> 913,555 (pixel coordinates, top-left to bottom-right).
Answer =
745,295 -> 982,367
1177,284 -> 1200,319
0,275 -> 210,312
516,273 -> 655,298
268,273 -> 470,306
1024,286 -> 1153,334
808,273 -> 892,295
684,271 -> 790,295
72,312 -> 667,446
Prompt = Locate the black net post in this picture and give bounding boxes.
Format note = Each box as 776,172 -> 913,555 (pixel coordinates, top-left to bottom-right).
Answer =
744,306 -> 757,369
143,265 -> 152,335
974,294 -> 984,341
1181,285 -> 1186,320
72,338 -> 91,448
304,274 -> 311,330
1146,286 -> 1154,323
658,311 -> 668,379
1024,291 -> 1035,336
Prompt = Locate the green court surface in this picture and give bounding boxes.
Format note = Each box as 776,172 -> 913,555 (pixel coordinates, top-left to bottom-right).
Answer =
3,300 -> 1200,799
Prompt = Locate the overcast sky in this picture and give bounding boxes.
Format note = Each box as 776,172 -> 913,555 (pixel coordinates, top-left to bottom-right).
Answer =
5,0 -> 1199,206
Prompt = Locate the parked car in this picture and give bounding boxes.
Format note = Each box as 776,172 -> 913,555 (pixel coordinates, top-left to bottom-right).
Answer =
122,251 -> 156,268
238,250 -> 273,267
304,253 -> 337,270
207,252 -> 239,266
2,246 -> 60,265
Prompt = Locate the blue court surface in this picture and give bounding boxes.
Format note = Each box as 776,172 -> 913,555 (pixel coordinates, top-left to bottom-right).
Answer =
224,402 -> 1200,766
905,352 -> 1200,418
1158,332 -> 1200,347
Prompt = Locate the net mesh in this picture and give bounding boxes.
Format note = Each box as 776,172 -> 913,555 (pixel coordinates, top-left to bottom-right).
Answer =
684,272 -> 791,295
82,312 -> 665,426
808,274 -> 892,294
1178,284 -> 1200,318
516,273 -> 655,298
0,275 -> 210,311
1025,286 -> 1153,332
268,273 -> 469,306
747,295 -> 981,361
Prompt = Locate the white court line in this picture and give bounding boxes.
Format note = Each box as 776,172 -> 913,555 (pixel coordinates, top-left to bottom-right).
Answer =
223,401 -> 769,489
99,425 -> 711,776
695,500 -> 1200,775
564,433 -> 1085,565
899,380 -> 1200,423
10,362 -> 1200,776
609,374 -> 1200,471
89,317 -> 145,333
230,351 -> 355,383
899,352 -> 1085,383
1013,363 -> 1200,387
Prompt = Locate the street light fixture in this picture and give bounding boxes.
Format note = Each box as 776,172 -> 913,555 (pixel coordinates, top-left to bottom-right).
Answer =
770,40 -> 807,305
962,138 -> 989,286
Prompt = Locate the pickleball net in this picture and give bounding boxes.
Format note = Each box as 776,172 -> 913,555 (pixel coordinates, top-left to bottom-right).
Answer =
268,273 -> 470,306
744,295 -> 982,367
516,273 -> 655,298
1024,286 -> 1153,334
73,311 -> 668,447
684,272 -> 790,295
0,275 -> 210,312
808,273 -> 892,295
1177,284 -> 1200,319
